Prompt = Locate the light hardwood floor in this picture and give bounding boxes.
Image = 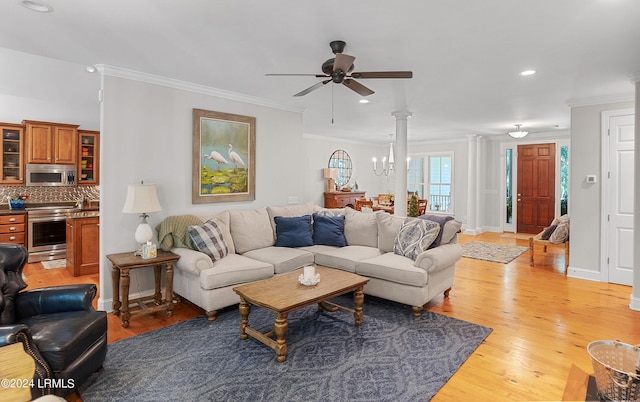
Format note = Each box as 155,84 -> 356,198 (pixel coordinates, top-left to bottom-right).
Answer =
23,232 -> 638,401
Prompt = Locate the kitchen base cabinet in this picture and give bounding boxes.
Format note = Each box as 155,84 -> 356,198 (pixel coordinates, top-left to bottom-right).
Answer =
66,216 -> 99,276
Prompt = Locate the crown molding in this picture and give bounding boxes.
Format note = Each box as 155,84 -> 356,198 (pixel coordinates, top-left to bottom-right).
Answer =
566,93 -> 635,108
95,64 -> 305,114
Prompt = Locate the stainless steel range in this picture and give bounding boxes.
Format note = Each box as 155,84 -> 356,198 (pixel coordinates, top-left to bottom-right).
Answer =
27,205 -> 78,262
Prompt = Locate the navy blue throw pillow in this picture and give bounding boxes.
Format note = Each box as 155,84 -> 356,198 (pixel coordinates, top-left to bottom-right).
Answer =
274,215 -> 313,247
312,213 -> 346,247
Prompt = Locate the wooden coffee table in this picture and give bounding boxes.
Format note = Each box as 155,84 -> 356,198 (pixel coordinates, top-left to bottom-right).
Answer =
232,266 -> 369,362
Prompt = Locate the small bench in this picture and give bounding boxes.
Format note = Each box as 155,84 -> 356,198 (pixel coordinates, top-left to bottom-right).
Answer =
529,231 -> 569,275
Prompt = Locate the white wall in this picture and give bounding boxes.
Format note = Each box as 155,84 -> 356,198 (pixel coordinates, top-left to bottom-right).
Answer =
99,73 -> 306,307
0,48 -> 100,129
569,100 -> 634,279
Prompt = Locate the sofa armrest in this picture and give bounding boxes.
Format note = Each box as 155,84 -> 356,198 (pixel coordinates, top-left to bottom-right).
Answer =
16,284 -> 97,319
172,247 -> 214,275
0,324 -> 30,347
414,243 -> 463,272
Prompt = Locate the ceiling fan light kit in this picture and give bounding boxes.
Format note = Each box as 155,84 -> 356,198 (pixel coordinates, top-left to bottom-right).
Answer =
508,124 -> 529,139
268,40 -> 413,97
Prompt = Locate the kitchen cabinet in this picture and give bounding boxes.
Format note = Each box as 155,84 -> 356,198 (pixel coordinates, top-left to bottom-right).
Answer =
0,213 -> 26,246
78,130 -> 99,185
66,215 -> 99,276
0,123 -> 24,184
324,191 -> 367,208
23,120 -> 78,165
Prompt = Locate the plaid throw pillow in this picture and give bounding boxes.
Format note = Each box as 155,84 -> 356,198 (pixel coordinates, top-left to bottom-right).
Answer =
187,217 -> 229,262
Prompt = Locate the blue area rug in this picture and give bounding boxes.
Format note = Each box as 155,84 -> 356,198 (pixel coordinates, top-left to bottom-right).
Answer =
79,295 -> 492,402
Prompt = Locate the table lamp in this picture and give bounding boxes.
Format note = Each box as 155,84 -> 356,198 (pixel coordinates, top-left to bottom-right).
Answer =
122,183 -> 162,254
323,168 -> 338,192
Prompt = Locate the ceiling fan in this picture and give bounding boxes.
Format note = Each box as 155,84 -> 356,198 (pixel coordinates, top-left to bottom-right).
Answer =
266,40 -> 413,97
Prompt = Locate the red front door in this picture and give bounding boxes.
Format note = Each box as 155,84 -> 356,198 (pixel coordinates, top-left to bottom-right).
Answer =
517,143 -> 556,234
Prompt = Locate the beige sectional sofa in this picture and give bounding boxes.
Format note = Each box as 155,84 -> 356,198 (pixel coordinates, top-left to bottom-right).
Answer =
160,204 -> 463,320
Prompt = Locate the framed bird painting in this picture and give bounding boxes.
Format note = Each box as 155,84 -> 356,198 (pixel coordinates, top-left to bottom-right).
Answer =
192,109 -> 256,203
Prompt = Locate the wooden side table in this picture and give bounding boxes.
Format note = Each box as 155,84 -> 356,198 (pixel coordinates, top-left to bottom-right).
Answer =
107,249 -> 180,328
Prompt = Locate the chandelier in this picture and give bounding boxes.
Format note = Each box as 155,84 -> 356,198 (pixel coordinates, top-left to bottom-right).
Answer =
372,138 -> 395,176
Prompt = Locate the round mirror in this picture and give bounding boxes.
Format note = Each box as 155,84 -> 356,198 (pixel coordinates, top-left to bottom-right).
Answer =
328,150 -> 352,187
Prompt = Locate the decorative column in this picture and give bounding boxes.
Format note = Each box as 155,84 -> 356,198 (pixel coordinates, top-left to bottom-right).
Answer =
465,134 -> 480,234
392,111 -> 411,217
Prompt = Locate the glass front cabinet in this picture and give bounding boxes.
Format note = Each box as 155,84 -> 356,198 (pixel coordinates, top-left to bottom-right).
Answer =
1,123 -> 24,184
78,130 -> 99,185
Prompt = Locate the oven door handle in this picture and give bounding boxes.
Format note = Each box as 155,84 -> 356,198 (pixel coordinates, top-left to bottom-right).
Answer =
28,216 -> 68,223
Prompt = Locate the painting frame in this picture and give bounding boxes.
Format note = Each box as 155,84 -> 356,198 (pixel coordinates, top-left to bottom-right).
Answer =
192,109 -> 256,203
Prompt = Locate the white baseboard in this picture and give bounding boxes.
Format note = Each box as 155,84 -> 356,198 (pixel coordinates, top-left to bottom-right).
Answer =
566,265 -> 602,282
629,294 -> 640,311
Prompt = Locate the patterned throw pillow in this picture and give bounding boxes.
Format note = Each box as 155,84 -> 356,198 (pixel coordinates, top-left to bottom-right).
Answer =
394,218 -> 441,261
187,217 -> 229,262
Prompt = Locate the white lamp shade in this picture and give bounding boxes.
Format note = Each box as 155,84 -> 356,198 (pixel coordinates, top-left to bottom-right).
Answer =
122,184 -> 162,214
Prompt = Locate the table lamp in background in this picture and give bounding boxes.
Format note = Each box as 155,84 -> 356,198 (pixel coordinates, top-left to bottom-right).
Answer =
323,168 -> 338,192
122,182 -> 162,255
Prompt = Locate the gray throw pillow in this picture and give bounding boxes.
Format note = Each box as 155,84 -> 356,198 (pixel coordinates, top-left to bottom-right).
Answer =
394,218 -> 440,261
549,221 -> 569,244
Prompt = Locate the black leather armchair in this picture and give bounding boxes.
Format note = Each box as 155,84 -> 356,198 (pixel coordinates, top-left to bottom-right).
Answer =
0,243 -> 107,398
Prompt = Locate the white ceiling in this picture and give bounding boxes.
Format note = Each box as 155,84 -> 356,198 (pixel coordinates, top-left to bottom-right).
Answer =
0,0 -> 638,143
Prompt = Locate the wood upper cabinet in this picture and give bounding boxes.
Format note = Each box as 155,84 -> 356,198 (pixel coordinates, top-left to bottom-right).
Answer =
23,120 -> 78,165
78,130 -> 99,185
0,123 -> 24,184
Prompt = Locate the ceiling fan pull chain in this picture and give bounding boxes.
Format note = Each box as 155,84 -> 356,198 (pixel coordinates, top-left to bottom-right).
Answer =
331,84 -> 335,124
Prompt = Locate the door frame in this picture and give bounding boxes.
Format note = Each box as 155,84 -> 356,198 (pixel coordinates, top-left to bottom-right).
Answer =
600,108 -> 635,283
500,137 -> 569,233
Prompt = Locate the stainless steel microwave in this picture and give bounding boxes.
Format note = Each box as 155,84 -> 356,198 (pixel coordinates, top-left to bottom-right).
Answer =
26,164 -> 77,186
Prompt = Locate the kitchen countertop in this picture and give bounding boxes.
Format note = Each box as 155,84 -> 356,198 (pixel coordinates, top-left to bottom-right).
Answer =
0,203 -> 100,216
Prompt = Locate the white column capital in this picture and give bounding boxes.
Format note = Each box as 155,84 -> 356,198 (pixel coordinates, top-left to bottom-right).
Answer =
628,71 -> 640,83
391,111 -> 412,120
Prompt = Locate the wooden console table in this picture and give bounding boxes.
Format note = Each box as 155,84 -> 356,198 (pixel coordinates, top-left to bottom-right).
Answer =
324,191 -> 366,208
107,249 -> 179,328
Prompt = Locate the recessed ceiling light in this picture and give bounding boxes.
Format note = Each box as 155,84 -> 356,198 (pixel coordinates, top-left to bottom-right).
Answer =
86,66 -> 97,73
21,1 -> 53,12
520,70 -> 536,76
359,99 -> 370,104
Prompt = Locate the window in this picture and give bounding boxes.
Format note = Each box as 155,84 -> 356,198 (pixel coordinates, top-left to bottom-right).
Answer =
560,145 -> 569,215
506,148 -> 513,223
407,153 -> 453,213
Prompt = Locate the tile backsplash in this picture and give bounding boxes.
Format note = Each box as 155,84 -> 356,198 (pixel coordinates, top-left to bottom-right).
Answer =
0,186 -> 100,204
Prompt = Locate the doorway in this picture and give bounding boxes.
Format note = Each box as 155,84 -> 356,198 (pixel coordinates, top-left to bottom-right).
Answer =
516,143 -> 556,234
501,138 -> 570,233
602,109 -> 635,285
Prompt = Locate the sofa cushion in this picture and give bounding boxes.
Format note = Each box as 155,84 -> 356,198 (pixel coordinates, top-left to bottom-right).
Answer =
199,254 -> 273,290
274,215 -> 313,247
187,218 -> 229,262
198,210 -> 235,254
229,208 -> 274,254
356,253 -> 428,287
309,245 -> 382,273
267,204 -> 316,233
312,213 -> 346,247
243,246 -> 314,274
394,219 -> 440,261
344,207 -> 378,248
376,213 -> 407,253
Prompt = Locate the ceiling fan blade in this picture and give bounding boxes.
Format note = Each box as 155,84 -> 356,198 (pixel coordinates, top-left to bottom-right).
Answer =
334,53 -> 355,72
293,79 -> 331,97
343,79 -> 374,96
266,73 -> 318,76
350,71 -> 413,79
